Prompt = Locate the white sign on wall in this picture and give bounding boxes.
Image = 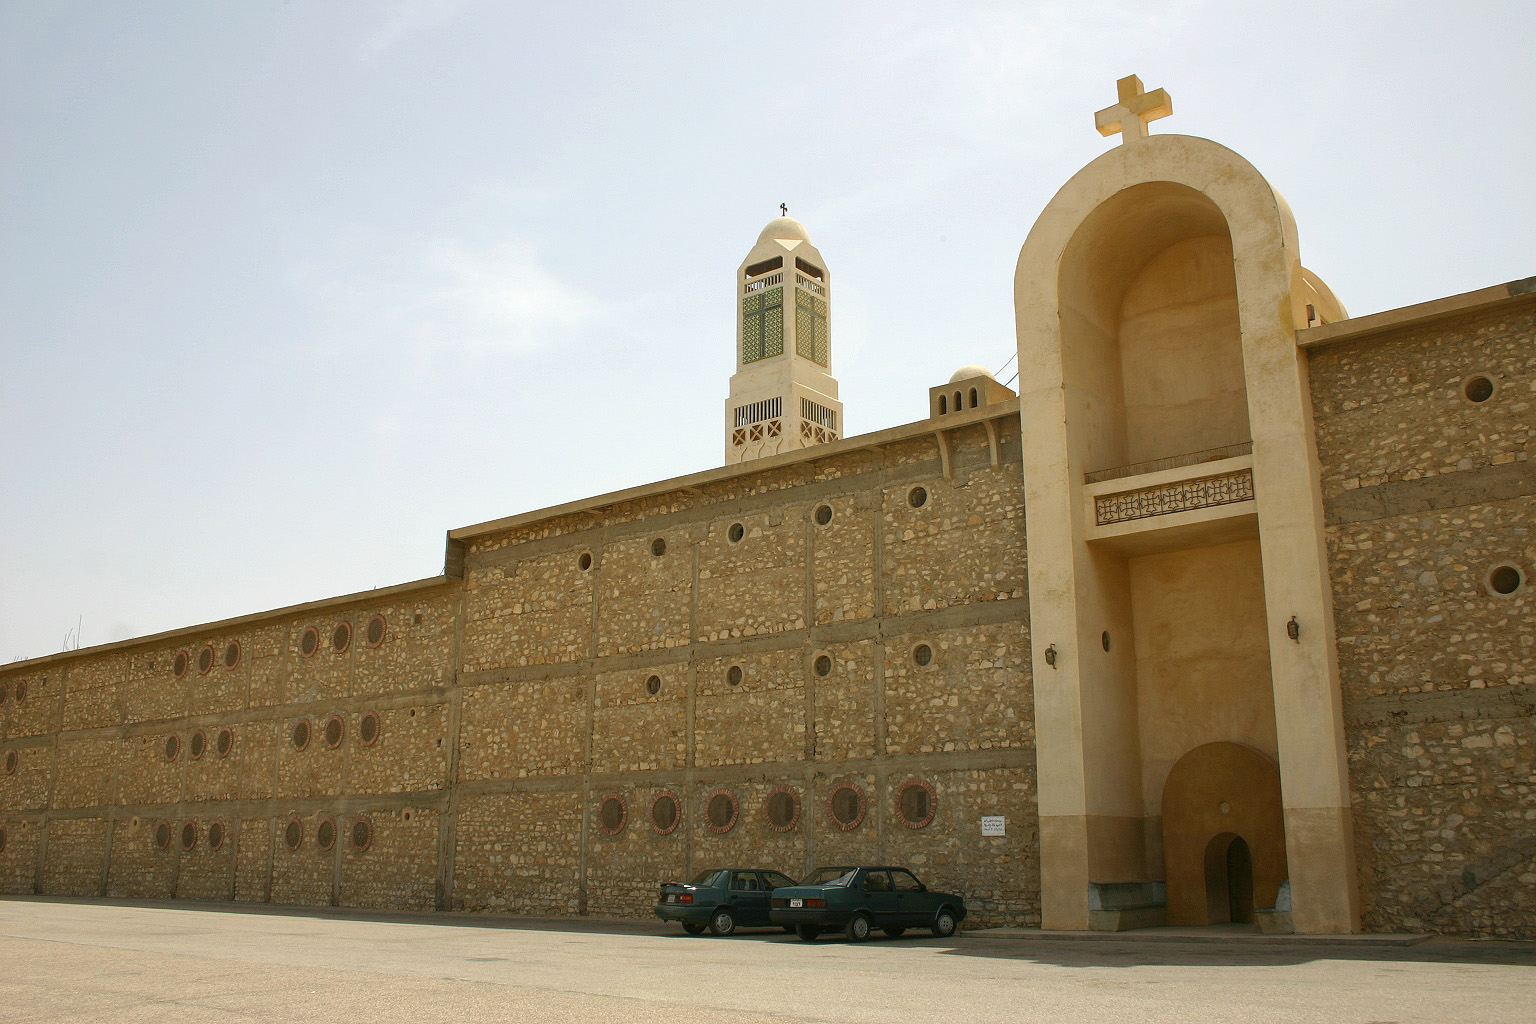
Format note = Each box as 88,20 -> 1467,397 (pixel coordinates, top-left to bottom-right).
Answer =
980,816 -> 1006,837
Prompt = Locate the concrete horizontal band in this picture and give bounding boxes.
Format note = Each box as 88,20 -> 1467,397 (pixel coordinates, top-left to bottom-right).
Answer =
1325,461 -> 1536,526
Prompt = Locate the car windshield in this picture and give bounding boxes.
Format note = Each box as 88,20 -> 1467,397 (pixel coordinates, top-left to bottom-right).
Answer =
689,869 -> 724,886
761,871 -> 797,889
804,866 -> 858,886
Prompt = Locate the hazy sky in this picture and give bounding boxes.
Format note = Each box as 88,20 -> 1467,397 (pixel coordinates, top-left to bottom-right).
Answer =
3,1 -> 1532,662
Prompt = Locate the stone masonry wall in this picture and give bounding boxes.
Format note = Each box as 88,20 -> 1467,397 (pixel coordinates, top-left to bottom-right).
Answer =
1311,300 -> 1536,938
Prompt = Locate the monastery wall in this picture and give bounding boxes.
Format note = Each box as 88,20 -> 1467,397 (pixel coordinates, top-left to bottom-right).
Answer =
0,416 -> 1040,928
1310,298 -> 1536,939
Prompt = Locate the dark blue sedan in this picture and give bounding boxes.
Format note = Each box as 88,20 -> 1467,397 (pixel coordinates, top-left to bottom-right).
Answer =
769,866 -> 967,941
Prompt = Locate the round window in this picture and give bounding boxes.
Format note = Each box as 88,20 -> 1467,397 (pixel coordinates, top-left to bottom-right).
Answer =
324,716 -> 345,749
163,735 -> 180,762
284,819 -> 303,852
197,646 -> 214,674
828,783 -> 867,830
0,828 -> 6,854
1463,375 -> 1496,403
216,728 -> 234,758
727,522 -> 745,543
358,712 -> 380,747
726,665 -> 743,686
208,821 -> 226,851
645,675 -> 661,696
913,643 -> 933,667
180,821 -> 198,852
577,551 -> 593,571
1488,564 -> 1524,596
350,818 -> 373,852
172,651 -> 189,678
291,719 -> 311,751
765,786 -> 801,832
650,792 -> 680,835
706,790 -> 738,834
317,819 -> 337,851
813,654 -> 832,677
3,751 -> 17,775
300,627 -> 320,657
651,537 -> 667,557
598,795 -> 627,835
0,683 -> 7,704
223,641 -> 240,669
189,730 -> 206,760
332,622 -> 352,653
13,681 -> 24,703
154,821 -> 172,851
814,504 -> 833,526
908,486 -> 928,508
896,780 -> 937,828
365,615 -> 386,648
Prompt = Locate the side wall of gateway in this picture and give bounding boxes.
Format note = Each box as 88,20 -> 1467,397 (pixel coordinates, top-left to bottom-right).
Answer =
0,419 -> 1041,927
1311,300 -> 1536,939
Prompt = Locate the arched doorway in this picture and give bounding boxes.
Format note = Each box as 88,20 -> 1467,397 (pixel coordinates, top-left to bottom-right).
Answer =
1162,742 -> 1286,926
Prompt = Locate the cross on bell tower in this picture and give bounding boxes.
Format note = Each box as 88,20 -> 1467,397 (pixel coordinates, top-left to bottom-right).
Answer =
1095,74 -> 1173,144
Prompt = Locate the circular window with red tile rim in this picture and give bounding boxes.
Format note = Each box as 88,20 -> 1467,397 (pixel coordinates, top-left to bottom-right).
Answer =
300,627 -> 320,657
365,615 -> 386,648
316,818 -> 337,851
223,641 -> 241,669
172,650 -> 190,678
324,715 -> 345,749
350,817 -> 373,853
291,719 -> 311,751
358,712 -> 380,747
332,622 -> 352,654
208,821 -> 226,851
154,821 -> 172,851
895,779 -> 937,828
283,819 -> 303,852
649,792 -> 680,835
764,785 -> 801,832
197,645 -> 215,674
827,782 -> 867,830
598,794 -> 627,835
216,728 -> 234,758
705,790 -> 738,834
189,730 -> 206,760
3,751 -> 17,775
180,821 -> 198,852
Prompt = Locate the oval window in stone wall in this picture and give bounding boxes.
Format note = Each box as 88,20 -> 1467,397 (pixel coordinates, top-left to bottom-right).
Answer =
317,818 -> 337,852
300,627 -> 320,657
284,819 -> 303,852
358,712 -> 380,747
350,817 -> 373,853
912,643 -> 933,667
827,782 -> 867,831
650,792 -> 680,835
726,665 -> 743,686
765,785 -> 801,832
216,728 -> 234,758
1488,564 -> 1525,597
3,750 -> 17,775
577,551 -> 593,571
705,790 -> 739,834
598,794 -> 627,836
164,734 -> 180,762
0,682 -> 7,704
13,681 -> 25,703
197,645 -> 215,674
651,537 -> 667,557
332,622 -> 352,654
208,821 -> 226,851
291,719 -> 311,751
908,486 -> 928,508
645,675 -> 661,696
173,650 -> 190,679
324,715 -> 345,749
1463,375 -> 1496,403
813,654 -> 832,677
365,615 -> 386,648
189,730 -> 206,761
0,827 -> 6,854
727,522 -> 745,544
154,821 -> 172,852
180,821 -> 198,852
895,780 -> 937,829
223,641 -> 241,669
814,504 -> 833,526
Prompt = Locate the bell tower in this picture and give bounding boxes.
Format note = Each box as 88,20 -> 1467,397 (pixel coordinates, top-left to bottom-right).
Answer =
724,212 -> 842,464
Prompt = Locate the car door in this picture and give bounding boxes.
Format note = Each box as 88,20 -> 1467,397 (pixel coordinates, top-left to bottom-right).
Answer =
890,869 -> 931,927
728,870 -> 770,926
859,870 -> 901,926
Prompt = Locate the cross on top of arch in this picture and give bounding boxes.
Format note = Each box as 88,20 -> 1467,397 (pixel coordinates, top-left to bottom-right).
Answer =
1095,75 -> 1173,144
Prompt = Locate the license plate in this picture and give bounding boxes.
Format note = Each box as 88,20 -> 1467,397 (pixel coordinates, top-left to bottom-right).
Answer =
667,895 -> 677,903
789,898 -> 803,908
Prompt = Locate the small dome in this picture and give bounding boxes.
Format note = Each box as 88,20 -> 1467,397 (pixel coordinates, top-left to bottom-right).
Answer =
949,365 -> 994,384
758,216 -> 811,245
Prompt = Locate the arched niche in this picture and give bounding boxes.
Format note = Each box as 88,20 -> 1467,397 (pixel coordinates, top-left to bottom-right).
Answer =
1058,181 -> 1249,475
1161,741 -> 1286,926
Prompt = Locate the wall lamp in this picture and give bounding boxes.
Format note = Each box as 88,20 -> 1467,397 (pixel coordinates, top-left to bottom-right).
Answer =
1286,616 -> 1300,642
1044,644 -> 1057,668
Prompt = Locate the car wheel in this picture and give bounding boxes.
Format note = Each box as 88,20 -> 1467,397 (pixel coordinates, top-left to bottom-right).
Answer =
932,908 -> 958,938
795,923 -> 820,942
709,908 -> 737,937
845,913 -> 872,942
782,925 -> 797,934
883,927 -> 906,938
682,923 -> 706,935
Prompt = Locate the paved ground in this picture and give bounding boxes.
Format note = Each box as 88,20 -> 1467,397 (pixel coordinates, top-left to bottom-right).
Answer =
2,897 -> 1532,1023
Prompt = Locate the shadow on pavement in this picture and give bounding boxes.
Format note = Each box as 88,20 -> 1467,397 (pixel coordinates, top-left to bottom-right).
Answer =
940,933 -> 1536,969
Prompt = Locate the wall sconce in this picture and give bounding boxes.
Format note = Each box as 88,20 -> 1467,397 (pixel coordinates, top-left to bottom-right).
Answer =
1044,644 -> 1057,668
1286,616 -> 1300,643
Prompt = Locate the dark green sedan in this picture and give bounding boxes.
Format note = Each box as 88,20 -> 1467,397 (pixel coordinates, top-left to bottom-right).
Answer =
655,868 -> 799,936
768,866 -> 967,941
